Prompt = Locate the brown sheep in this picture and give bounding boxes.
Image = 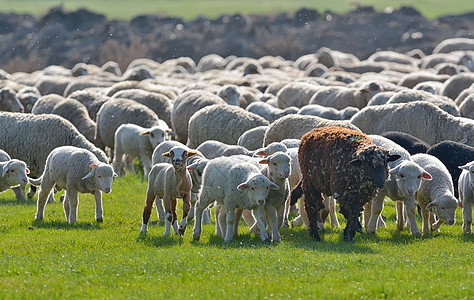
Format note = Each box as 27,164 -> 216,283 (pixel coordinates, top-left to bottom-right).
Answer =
290,126 -> 400,241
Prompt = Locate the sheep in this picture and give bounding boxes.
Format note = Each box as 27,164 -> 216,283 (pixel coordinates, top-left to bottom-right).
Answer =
411,154 -> 459,234
459,94 -> 474,119
193,156 -> 279,242
426,141 -> 474,198
441,73 -> 474,100
196,140 -> 255,159
0,112 -> 108,201
0,87 -> 24,112
196,54 -> 226,72
350,102 -> 474,147
367,51 -> 417,66
246,101 -> 298,123
307,82 -> 381,110
111,89 -> 172,127
263,114 -> 360,146
34,75 -> 72,96
140,147 -> 198,236
366,91 -> 395,106
433,38 -> 474,53
454,83 -> 474,106
289,126 -> 400,241
413,81 -> 444,95
186,104 -> 270,149
276,81 -> 321,109
458,161 -> 474,234
113,123 -> 170,177
297,104 -> 359,120
0,156 -> 30,195
16,86 -> 41,113
217,84 -> 242,107
30,146 -> 117,224
380,131 -> 430,155
364,135 -> 432,236
237,126 -> 268,151
170,90 -> 227,143
398,72 -> 450,89
94,98 -> 161,158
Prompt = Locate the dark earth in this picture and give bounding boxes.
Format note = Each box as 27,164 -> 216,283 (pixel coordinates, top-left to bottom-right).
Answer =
0,5 -> 473,73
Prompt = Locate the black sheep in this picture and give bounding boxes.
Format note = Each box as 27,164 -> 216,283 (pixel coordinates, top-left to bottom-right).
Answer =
381,131 -> 430,155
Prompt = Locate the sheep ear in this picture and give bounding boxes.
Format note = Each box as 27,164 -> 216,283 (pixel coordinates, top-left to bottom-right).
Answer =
25,167 -> 30,174
259,158 -> 269,165
239,98 -> 248,105
269,182 -> 280,190
425,201 -> 437,210
459,164 -> 471,171
1,164 -> 8,177
387,154 -> 401,162
162,151 -> 172,158
185,150 -> 199,158
82,167 -> 96,180
359,88 -> 367,94
187,162 -> 197,171
254,150 -> 267,157
349,159 -> 362,167
139,130 -> 150,136
113,172 -> 118,178
166,128 -> 173,133
422,171 -> 432,180
388,165 -> 400,175
237,183 -> 249,190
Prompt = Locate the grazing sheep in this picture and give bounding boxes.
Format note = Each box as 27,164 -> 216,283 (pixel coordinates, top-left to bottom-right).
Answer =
170,90 -> 227,143
433,38 -> 474,53
140,147 -> 198,236
30,146 -> 117,224
308,82 -> 381,110
0,156 -> 30,195
113,123 -> 170,177
297,104 -> 359,120
276,82 -> 321,109
458,161 -> 474,234
263,114 -> 360,146
350,102 -> 474,147
95,98 -> 161,158
426,141 -> 474,198
246,101 -> 298,123
365,135 -> 432,236
441,72 -> 474,100
0,112 -> 108,201
411,154 -> 459,234
0,87 -> 24,112
196,140 -> 254,159
237,126 -> 268,151
16,86 -> 40,113
187,104 -> 269,149
193,156 -> 279,242
380,131 -> 430,155
459,94 -> 474,119
67,90 -> 111,121
289,126 -> 400,241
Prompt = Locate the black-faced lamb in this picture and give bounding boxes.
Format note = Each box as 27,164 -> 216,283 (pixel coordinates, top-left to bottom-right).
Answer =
290,126 -> 400,241
458,161 -> 474,234
30,146 -> 117,224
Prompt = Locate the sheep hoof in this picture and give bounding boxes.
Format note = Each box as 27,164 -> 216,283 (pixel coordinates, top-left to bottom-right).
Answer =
96,218 -> 103,223
281,220 -> 290,228
178,226 -> 186,236
262,238 -> 271,244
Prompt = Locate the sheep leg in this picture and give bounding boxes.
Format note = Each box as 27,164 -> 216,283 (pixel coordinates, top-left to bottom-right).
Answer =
155,197 -> 165,221
396,201 -> 405,231
233,208 -> 243,237
192,197 -> 209,241
214,203 -> 222,237
218,206 -> 227,238
265,204 -> 280,242
282,197 -> 291,228
35,179 -> 54,221
406,198 -> 421,236
178,193 -> 191,236
253,206 -> 270,242
342,202 -> 360,242
328,196 -> 340,228
246,209 -> 259,234
298,195 -> 310,230
112,147 -> 124,177
163,195 -> 172,236
170,197 -> 179,235
123,155 -> 136,175
431,218 -> 444,232
63,191 -> 70,222
27,185 -> 37,199
276,202 -> 286,229
462,201 -> 472,234
67,189 -> 79,224
224,207 -> 236,243
366,192 -> 384,234
141,189 -> 157,234
420,203 -> 430,235
303,188 -> 322,241
140,154 -> 152,178
12,185 -> 27,201
93,190 -> 103,223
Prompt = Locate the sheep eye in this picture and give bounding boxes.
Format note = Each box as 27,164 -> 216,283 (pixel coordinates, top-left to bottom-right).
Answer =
98,175 -> 102,179
273,163 -> 277,166
150,133 -> 154,138
400,174 -> 405,179
251,187 -> 254,191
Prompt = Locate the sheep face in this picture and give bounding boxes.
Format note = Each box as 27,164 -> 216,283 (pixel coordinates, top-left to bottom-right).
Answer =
2,160 -> 30,187
259,152 -> 291,180
218,85 -> 241,106
0,88 -> 24,112
140,126 -> 169,148
255,142 -> 288,157
426,195 -> 458,226
460,162 -> 474,187
237,174 -> 279,206
187,158 -> 209,187
390,161 -> 432,197
82,163 -> 117,194
163,147 -> 198,170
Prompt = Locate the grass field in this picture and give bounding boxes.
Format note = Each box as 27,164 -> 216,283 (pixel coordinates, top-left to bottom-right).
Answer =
0,173 -> 473,299
0,0 -> 473,20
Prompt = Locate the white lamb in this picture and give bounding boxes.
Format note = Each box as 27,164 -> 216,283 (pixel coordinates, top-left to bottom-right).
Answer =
0,156 -> 30,194
140,146 -> 198,236
113,123 -> 170,177
412,153 -> 459,234
193,157 -> 279,242
458,161 -> 474,234
30,146 -> 117,224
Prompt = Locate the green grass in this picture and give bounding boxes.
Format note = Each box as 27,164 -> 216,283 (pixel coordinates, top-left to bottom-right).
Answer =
0,0 -> 473,20
0,173 -> 473,299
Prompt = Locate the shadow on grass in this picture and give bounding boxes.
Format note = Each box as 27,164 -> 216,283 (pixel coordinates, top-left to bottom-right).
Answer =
32,219 -> 103,230
0,198 -> 36,206
136,233 -> 184,248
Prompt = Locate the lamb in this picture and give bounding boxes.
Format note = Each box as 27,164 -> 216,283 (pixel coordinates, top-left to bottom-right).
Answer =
276,81 -> 321,109
95,98 -> 161,158
380,131 -> 430,155
263,114 -> 360,146
289,126 -> 400,241
113,123 -> 170,177
297,104 -> 359,120
246,101 -> 298,123
458,161 -> 474,234
170,90 -> 227,143
140,146 -> 198,236
364,135 -> 432,236
0,87 -> 24,112
426,141 -> 474,198
0,154 -> 30,195
411,154 -> 459,234
193,156 -> 279,242
308,82 -> 381,110
30,146 -> 117,224
186,104 -> 269,149
350,102 -> 474,147
0,112 -> 108,201
237,126 -> 268,151
196,140 -> 254,159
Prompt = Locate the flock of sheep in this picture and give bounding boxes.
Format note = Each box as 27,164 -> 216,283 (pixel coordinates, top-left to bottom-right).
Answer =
1,36 -> 474,242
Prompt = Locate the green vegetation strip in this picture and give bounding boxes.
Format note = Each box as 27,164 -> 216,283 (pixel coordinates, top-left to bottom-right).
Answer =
0,174 -> 472,298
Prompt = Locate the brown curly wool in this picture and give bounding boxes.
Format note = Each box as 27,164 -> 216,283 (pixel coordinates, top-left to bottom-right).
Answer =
293,126 -> 393,241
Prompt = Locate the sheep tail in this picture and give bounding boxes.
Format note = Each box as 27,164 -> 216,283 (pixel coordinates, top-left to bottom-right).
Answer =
28,176 -> 42,186
290,179 -> 303,206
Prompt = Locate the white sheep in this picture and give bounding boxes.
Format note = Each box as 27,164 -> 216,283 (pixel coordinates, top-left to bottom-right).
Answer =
246,101 -> 298,123
0,157 -> 30,195
411,154 -> 459,234
433,38 -> 474,53
364,135 -> 432,236
140,146 -> 198,236
0,87 -> 24,112
237,126 -> 269,151
308,83 -> 381,110
458,161 -> 474,234
193,157 -> 279,242
459,94 -> 474,119
113,123 -> 170,177
297,104 -> 359,120
196,140 -> 255,159
276,81 -> 321,109
30,146 -> 117,224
